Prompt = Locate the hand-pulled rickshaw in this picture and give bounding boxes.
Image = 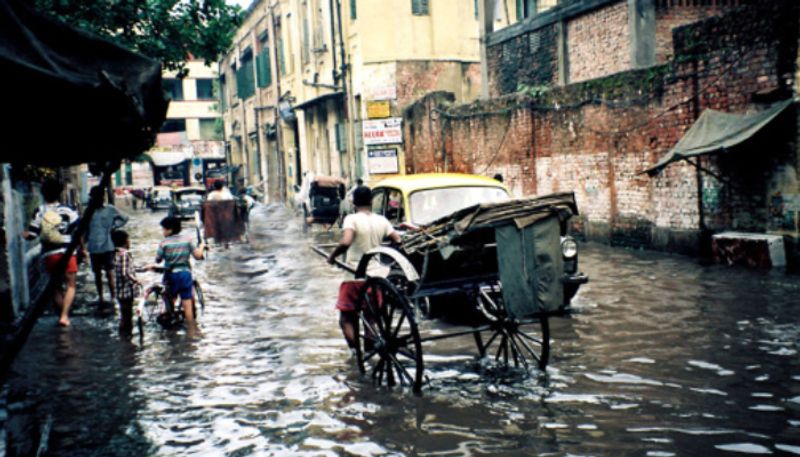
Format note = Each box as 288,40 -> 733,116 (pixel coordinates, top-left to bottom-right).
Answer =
301,175 -> 346,230
314,174 -> 588,393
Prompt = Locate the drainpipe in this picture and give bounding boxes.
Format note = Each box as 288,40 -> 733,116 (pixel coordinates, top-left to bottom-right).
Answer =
478,0 -> 494,99
329,0 -> 338,84
335,0 -> 356,183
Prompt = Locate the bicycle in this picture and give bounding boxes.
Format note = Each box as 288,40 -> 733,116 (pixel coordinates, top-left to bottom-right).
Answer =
135,266 -> 205,334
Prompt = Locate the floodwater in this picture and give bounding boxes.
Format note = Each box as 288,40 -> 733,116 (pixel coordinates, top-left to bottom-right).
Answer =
3,205 -> 799,456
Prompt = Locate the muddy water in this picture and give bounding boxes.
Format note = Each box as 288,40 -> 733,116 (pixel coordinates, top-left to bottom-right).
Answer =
4,205 -> 799,456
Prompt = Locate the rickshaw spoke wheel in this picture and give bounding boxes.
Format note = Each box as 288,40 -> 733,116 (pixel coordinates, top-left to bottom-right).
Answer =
356,277 -> 424,393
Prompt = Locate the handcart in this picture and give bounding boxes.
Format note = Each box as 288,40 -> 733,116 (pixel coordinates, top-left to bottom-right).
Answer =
314,191 -> 588,393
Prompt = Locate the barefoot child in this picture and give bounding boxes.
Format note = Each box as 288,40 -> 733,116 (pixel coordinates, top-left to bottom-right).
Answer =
112,230 -> 140,334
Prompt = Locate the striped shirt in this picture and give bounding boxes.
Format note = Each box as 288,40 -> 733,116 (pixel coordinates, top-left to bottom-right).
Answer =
28,203 -> 80,257
155,233 -> 196,272
114,248 -> 139,300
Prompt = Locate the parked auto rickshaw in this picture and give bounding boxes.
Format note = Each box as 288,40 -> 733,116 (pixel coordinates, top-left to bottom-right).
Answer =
148,186 -> 172,212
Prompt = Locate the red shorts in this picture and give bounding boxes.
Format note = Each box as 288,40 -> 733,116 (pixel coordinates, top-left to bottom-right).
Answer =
336,281 -> 383,312
336,281 -> 365,312
44,253 -> 78,274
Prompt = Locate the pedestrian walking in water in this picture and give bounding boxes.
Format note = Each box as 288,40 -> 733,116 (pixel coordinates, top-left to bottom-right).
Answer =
328,186 -> 402,351
112,230 -> 140,335
84,186 -> 128,304
22,178 -> 82,327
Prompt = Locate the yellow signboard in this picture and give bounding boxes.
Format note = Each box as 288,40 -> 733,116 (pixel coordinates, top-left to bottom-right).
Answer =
367,100 -> 391,119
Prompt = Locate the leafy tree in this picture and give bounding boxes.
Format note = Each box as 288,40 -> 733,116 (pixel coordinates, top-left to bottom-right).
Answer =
31,0 -> 243,73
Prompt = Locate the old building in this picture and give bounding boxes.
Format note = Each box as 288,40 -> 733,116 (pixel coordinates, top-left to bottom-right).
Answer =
219,0 -> 483,202
402,0 -> 800,266
145,60 -> 226,189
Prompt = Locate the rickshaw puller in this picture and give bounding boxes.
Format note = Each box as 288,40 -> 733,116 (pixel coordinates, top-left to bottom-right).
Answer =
328,186 -> 402,351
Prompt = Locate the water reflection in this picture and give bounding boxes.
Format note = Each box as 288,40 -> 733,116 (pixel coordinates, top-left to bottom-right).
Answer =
3,205 -> 799,456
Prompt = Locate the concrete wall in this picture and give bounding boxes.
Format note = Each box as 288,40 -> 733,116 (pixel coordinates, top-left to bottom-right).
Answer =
403,1 -> 800,262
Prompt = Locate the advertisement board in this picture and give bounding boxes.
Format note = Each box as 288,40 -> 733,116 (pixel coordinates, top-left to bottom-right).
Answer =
367,148 -> 399,174
363,118 -> 403,146
366,100 -> 391,119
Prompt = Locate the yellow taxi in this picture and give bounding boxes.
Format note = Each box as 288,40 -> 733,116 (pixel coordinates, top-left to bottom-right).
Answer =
370,173 -> 510,229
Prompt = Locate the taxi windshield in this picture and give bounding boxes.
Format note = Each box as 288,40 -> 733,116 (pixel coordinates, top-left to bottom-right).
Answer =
409,186 -> 510,225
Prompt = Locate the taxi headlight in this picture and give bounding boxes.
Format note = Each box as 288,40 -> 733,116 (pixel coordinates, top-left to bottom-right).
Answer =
561,237 -> 578,259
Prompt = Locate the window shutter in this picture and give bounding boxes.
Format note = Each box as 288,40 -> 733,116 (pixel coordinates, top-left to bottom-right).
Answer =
350,0 -> 357,19
412,0 -> 429,16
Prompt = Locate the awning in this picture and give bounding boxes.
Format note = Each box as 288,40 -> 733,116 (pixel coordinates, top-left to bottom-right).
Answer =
293,91 -> 344,111
1,0 -> 168,166
147,151 -> 192,167
645,99 -> 793,176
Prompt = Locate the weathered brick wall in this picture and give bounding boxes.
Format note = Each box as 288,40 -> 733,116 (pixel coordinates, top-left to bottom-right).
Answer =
654,2 -> 741,63
567,1 -> 630,83
487,24 -> 560,96
404,1 -> 799,257
395,61 -> 481,110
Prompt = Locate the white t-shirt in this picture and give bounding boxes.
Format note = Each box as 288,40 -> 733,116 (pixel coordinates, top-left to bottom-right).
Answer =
342,211 -> 395,276
207,188 -> 234,201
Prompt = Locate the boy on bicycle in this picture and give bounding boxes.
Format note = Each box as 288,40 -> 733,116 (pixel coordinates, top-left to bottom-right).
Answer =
155,217 -> 205,322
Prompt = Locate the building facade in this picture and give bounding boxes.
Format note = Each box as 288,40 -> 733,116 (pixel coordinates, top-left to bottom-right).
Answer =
144,60 -> 226,189
219,0 -> 483,203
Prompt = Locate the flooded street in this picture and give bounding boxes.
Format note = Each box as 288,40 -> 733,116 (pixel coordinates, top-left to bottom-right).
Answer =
3,205 -> 799,456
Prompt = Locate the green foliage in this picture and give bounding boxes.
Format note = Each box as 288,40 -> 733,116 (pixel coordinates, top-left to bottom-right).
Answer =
31,0 -> 243,72
516,83 -> 550,98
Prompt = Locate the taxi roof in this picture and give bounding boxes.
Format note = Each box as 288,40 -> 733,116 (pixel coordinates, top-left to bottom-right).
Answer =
372,173 -> 508,195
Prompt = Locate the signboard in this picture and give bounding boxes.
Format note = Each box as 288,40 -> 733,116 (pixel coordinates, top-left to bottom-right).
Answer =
371,86 -> 396,101
367,148 -> 399,174
366,100 -> 391,119
363,117 -> 403,146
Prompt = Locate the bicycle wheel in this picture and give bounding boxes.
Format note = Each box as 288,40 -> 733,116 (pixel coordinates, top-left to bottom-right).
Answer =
192,280 -> 205,316
143,286 -> 165,323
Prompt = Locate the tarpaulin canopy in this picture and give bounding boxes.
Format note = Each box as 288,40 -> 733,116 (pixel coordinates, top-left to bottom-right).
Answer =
645,99 -> 793,176
0,0 -> 168,166
147,150 -> 192,167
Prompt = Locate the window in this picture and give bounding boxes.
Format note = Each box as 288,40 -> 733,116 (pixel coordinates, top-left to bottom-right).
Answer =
196,78 -> 214,100
219,75 -> 227,111
516,0 -> 536,21
411,0 -> 429,15
199,118 -> 222,140
163,78 -> 183,101
385,189 -> 404,224
371,189 -> 386,215
160,119 -> 186,133
236,52 -> 255,100
474,0 -> 478,19
256,48 -> 272,88
302,15 -> 310,64
278,37 -> 287,76
350,0 -> 357,20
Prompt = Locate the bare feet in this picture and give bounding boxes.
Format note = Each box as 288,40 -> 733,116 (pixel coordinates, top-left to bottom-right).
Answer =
57,318 -> 70,327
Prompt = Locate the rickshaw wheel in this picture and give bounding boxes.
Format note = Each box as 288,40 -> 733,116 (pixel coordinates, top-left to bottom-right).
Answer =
476,285 -> 550,371
356,277 -> 424,393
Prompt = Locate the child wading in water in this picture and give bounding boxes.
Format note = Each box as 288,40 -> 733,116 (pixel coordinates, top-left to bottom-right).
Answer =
156,217 -> 205,323
112,230 -> 140,334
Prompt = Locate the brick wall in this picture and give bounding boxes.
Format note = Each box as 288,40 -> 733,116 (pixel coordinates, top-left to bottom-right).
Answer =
403,1 -> 799,258
567,1 -> 630,83
654,2 -> 741,63
395,61 -> 481,110
487,23 -> 560,96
